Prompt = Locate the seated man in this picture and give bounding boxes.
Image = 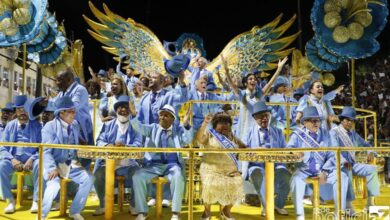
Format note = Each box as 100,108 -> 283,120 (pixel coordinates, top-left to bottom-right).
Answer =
287,106 -> 348,220
330,106 -> 379,215
93,95 -> 142,216
40,96 -> 95,220
243,101 -> 290,216
129,104 -> 192,220
0,95 -> 45,214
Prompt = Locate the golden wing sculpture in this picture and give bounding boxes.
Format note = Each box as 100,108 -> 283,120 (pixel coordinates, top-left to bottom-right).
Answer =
85,3 -> 299,85
291,49 -> 336,90
206,14 -> 300,86
83,1 -> 171,74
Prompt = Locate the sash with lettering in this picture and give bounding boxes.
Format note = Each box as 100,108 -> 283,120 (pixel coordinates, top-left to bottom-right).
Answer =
294,127 -> 325,164
334,126 -> 355,163
209,128 -> 239,170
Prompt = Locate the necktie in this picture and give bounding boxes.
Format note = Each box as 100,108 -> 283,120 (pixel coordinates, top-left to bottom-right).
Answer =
260,128 -> 269,143
309,132 -> 317,141
151,92 -> 157,104
67,125 -> 71,135
161,130 -> 168,161
20,124 -> 26,130
308,154 -> 318,175
201,93 -> 205,100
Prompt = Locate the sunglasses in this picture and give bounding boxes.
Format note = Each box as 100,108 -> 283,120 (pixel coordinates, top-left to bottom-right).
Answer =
307,119 -> 321,124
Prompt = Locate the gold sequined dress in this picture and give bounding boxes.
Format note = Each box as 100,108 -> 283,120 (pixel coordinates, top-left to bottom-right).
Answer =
199,133 -> 244,206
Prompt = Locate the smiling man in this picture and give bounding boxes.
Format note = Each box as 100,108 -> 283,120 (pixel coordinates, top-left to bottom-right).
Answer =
0,95 -> 45,214
243,101 -> 291,216
129,104 -> 192,220
287,106 -> 348,220
330,106 -> 379,215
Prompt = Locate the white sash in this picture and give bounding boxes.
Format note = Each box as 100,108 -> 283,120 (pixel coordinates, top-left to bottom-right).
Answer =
294,127 -> 324,163
209,128 -> 239,169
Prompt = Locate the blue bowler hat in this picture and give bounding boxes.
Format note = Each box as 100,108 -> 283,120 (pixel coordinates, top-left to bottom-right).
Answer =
97,69 -> 107,77
164,53 -> 191,78
252,101 -> 271,116
273,76 -> 288,92
1,102 -> 15,112
54,96 -> 75,116
339,106 -> 357,121
24,97 -> 46,120
113,95 -> 130,111
44,101 -> 56,112
294,88 -> 305,96
301,106 -> 322,122
206,81 -> 217,91
13,95 -> 28,108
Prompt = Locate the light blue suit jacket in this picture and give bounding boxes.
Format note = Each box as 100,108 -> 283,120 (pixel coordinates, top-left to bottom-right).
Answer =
287,127 -> 335,172
329,126 -> 371,164
242,125 -> 286,178
94,118 -> 142,171
138,85 -> 188,125
130,117 -> 193,167
54,82 -> 93,145
41,118 -> 81,173
0,118 -> 42,160
188,89 -> 227,129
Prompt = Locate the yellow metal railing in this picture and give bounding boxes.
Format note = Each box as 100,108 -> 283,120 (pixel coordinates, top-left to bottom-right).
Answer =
2,141 -> 390,220
186,100 -> 377,146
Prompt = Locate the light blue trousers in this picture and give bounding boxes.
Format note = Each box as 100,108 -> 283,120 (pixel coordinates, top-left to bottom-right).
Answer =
132,164 -> 185,213
94,166 -> 139,208
41,167 -> 94,217
0,155 -> 39,202
249,167 -> 291,209
342,163 -> 380,201
290,169 -> 348,216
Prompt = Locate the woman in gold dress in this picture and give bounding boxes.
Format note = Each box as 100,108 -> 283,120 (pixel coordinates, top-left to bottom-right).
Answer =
196,112 -> 246,220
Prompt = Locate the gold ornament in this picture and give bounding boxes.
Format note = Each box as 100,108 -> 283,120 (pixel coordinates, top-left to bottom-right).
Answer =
13,8 -> 31,25
12,0 -> 31,9
1,0 -> 13,9
333,25 -> 350,43
338,0 -> 350,9
324,0 -> 342,13
0,18 -> 18,36
354,12 -> 373,27
324,11 -> 342,28
322,72 -> 335,86
348,22 -> 364,40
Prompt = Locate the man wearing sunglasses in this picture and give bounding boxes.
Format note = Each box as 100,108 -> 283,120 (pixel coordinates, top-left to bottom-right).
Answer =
287,106 -> 348,220
330,106 -> 379,216
243,101 -> 291,216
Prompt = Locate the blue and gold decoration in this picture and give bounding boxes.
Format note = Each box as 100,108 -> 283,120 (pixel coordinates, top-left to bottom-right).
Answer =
0,0 -> 48,46
85,2 -> 299,88
175,33 -> 206,59
308,0 -> 388,72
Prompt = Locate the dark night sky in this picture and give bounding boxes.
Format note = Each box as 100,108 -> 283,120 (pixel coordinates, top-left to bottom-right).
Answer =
48,0 -> 390,83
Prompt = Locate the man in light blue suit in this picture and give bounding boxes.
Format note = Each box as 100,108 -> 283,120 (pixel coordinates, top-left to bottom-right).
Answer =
189,77 -> 227,130
54,68 -> 93,147
0,95 -> 45,214
1,102 -> 15,138
287,106 -> 348,220
187,57 -> 215,92
129,104 -> 192,220
93,95 -> 142,216
138,70 -> 188,125
139,58 -> 189,206
330,106 -> 379,215
269,76 -> 298,130
117,54 -> 140,92
40,96 -> 94,220
243,101 -> 290,216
